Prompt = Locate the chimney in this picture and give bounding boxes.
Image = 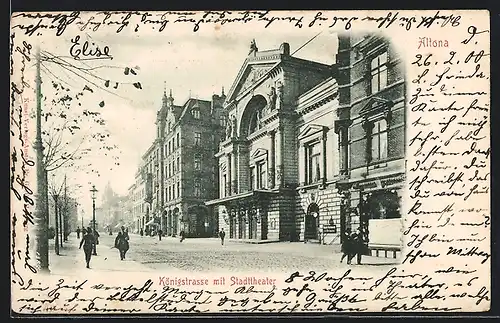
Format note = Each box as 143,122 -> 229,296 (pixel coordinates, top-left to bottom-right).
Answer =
280,42 -> 290,56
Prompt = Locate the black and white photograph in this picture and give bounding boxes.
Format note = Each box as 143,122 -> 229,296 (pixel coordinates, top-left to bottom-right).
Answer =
10,10 -> 491,314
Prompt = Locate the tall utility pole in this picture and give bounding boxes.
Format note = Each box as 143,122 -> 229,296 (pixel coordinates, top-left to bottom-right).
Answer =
34,47 -> 49,272
63,174 -> 68,242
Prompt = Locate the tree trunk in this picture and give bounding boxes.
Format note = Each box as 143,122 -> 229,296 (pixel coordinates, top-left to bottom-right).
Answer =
34,48 -> 49,272
54,195 -> 60,255
59,202 -> 64,248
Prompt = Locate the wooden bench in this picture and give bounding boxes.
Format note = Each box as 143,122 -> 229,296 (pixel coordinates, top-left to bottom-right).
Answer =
369,244 -> 402,258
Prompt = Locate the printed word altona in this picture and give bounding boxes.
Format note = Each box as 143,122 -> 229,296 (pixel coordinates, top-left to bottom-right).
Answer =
230,276 -> 276,286
418,37 -> 449,49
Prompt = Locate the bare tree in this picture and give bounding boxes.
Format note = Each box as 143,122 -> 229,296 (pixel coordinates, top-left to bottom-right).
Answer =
33,48 -> 143,269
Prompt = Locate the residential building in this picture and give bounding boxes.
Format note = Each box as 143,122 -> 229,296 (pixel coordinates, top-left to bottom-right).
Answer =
155,89 -> 225,237
334,33 -> 406,254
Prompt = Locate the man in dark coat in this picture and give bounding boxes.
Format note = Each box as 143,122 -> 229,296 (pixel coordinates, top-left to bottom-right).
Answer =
76,227 -> 81,239
219,228 -> 226,245
340,228 -> 353,264
114,226 -> 130,260
348,226 -> 368,265
79,228 -> 95,268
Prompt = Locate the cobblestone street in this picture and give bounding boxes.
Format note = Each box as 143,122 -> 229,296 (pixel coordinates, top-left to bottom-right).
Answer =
95,233 -> 400,274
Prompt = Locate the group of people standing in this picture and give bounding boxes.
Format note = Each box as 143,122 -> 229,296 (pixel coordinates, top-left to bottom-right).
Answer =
340,225 -> 369,265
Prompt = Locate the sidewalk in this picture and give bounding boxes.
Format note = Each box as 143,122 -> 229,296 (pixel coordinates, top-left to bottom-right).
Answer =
48,232 -> 153,276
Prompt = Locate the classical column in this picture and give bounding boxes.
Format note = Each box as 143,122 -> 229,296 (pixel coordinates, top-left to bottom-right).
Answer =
303,144 -> 308,186
321,129 -> 327,186
227,153 -> 232,196
231,148 -> 238,194
276,126 -> 284,187
268,130 -> 276,188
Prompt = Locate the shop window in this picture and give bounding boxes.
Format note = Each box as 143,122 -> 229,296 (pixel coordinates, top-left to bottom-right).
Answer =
364,190 -> 401,219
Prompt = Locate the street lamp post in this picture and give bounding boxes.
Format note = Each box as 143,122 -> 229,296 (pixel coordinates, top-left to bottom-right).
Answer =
90,185 -> 98,255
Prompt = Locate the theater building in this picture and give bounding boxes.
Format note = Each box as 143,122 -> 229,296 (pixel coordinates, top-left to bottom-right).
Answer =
206,34 -> 406,256
206,42 -> 338,242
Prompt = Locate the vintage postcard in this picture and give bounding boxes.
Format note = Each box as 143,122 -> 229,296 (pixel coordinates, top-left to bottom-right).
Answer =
10,10 -> 491,315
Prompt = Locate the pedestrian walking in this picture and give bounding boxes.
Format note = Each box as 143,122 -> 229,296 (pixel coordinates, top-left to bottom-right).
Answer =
140,228 -> 144,237
340,228 -> 354,264
158,229 -> 163,241
76,227 -> 81,239
219,228 -> 226,245
348,226 -> 368,265
179,230 -> 185,243
79,228 -> 95,268
93,229 -> 100,245
114,226 -> 130,260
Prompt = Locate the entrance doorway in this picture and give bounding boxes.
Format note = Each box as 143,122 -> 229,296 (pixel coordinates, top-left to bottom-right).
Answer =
248,209 -> 258,239
305,203 -> 320,240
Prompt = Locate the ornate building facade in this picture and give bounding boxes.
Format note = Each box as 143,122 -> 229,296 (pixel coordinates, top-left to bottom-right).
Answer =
207,34 -> 406,255
335,33 -> 406,255
140,89 -> 225,237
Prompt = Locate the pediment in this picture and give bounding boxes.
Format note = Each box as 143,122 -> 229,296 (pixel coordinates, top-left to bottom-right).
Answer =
298,124 -> 329,141
226,61 -> 280,102
359,96 -> 393,117
251,148 -> 268,159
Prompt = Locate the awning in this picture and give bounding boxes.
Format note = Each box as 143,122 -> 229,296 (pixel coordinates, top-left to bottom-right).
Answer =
205,189 -> 279,206
145,219 -> 159,226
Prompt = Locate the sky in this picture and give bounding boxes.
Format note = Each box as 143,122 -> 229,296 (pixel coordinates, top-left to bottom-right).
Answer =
37,26 -> 338,216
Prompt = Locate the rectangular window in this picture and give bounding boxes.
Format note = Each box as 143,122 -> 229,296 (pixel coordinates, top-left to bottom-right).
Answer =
194,155 -> 201,171
176,133 -> 180,148
172,184 -> 175,199
168,141 -> 171,154
257,162 -> 266,189
371,52 -> 388,94
194,132 -> 201,145
222,174 -> 227,197
192,109 -> 200,119
249,167 -> 255,190
370,119 -> 388,162
220,116 -> 227,127
177,157 -> 180,172
194,180 -> 201,197
177,182 -> 180,198
307,142 -> 321,184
